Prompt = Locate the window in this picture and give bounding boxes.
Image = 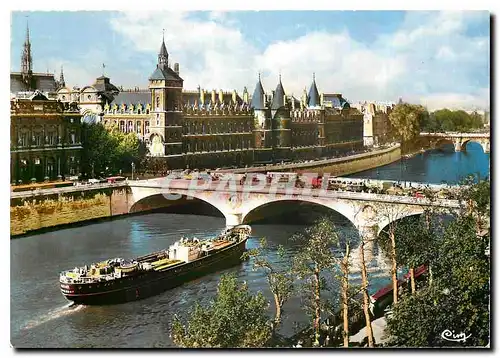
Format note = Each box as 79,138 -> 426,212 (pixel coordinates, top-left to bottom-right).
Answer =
156,114 -> 160,126
136,121 -> 141,134
70,133 -> 76,144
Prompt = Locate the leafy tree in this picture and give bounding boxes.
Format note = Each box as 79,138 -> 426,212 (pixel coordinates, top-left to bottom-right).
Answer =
386,214 -> 490,347
81,122 -> 118,177
291,216 -> 340,347
171,273 -> 272,348
81,122 -> 148,178
242,238 -> 294,333
388,103 -> 427,146
393,214 -> 436,294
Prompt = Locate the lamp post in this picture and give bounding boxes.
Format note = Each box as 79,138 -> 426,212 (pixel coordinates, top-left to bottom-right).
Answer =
131,162 -> 135,180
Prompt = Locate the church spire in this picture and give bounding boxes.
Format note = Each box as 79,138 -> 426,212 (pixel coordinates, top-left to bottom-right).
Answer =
21,20 -> 32,74
59,65 -> 66,88
158,30 -> 169,69
21,20 -> 33,90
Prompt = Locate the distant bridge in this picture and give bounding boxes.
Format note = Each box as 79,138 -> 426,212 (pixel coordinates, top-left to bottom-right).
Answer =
419,132 -> 490,153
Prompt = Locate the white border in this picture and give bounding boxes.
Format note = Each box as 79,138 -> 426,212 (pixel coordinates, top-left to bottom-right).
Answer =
2,1 -> 497,357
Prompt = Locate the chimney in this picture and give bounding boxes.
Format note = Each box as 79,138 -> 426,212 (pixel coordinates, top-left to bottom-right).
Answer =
174,63 -> 179,75
218,89 -> 224,103
211,89 -> 216,104
243,87 -> 249,104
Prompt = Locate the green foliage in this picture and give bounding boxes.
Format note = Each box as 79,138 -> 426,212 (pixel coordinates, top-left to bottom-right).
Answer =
424,109 -> 485,133
292,217 -> 340,276
81,122 -> 147,178
386,214 -> 490,347
292,216 -> 341,346
170,273 -> 272,348
388,103 -> 427,143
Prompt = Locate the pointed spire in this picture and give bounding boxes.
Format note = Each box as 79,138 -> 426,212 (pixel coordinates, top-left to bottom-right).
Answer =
59,65 -> 65,88
21,18 -> 33,83
158,30 -> 169,68
271,74 -> 285,110
251,72 -> 265,109
308,72 -> 320,107
25,20 -> 30,44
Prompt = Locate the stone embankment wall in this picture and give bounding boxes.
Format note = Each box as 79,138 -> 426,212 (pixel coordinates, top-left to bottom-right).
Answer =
10,187 -> 132,237
227,145 -> 401,176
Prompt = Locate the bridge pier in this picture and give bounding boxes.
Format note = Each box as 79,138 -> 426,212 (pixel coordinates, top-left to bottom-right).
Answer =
454,138 -> 463,152
225,213 -> 243,228
359,225 -> 378,265
484,141 -> 490,153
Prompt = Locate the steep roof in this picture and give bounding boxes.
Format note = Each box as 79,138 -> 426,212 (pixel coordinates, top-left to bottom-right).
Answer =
160,39 -> 168,58
250,74 -> 266,109
149,65 -> 183,82
271,76 -> 286,110
307,74 -> 320,107
112,91 -> 150,106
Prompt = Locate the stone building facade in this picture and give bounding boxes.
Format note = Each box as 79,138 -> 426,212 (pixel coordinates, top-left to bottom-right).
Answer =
10,91 -> 83,184
354,102 -> 394,147
54,36 -> 365,170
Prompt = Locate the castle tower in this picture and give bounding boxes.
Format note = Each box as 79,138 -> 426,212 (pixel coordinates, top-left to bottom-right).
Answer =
21,22 -> 33,90
270,74 -> 291,151
148,34 -> 184,159
251,73 -> 271,149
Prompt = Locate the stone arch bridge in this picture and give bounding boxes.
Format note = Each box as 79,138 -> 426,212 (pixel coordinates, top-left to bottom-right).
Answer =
128,178 -> 461,241
419,132 -> 490,153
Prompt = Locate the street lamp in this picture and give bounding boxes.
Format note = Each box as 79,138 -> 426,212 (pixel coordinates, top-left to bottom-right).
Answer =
131,162 -> 135,180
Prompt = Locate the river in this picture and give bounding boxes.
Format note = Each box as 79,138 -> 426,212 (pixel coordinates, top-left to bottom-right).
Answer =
10,142 -> 490,348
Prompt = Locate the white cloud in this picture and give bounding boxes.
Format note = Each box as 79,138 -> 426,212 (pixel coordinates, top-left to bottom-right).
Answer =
108,11 -> 489,111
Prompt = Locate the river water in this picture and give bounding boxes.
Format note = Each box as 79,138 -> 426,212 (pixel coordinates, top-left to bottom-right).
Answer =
10,142 -> 490,348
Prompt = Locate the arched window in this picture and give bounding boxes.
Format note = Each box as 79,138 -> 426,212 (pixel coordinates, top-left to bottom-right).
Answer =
136,121 -> 141,134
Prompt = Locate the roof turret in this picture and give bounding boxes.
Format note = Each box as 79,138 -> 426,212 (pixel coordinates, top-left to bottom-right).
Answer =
271,74 -> 286,110
250,73 -> 266,109
307,73 -> 320,107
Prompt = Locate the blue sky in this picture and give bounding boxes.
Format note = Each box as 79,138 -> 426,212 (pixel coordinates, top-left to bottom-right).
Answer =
10,10 -> 490,110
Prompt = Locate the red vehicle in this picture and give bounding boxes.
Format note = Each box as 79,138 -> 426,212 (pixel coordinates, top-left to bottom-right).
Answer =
106,176 -> 126,183
312,176 -> 322,188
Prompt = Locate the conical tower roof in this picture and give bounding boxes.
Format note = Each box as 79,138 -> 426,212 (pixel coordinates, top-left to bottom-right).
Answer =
250,73 -> 266,109
271,74 -> 286,110
307,73 -> 320,107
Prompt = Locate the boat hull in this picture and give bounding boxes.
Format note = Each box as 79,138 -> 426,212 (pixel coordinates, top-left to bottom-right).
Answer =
61,238 -> 246,305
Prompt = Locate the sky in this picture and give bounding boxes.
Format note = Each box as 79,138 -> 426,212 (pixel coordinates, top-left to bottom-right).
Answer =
10,10 -> 490,111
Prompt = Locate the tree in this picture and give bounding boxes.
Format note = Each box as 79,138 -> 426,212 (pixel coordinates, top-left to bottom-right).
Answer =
393,214 -> 435,294
242,238 -> 294,333
171,273 -> 272,348
340,241 -> 351,347
388,103 -> 427,147
81,122 -> 119,177
386,214 -> 490,347
81,122 -> 148,178
292,216 -> 340,347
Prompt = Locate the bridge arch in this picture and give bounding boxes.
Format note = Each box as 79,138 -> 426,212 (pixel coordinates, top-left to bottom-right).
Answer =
460,139 -> 487,153
129,191 -> 229,222
240,196 -> 359,229
432,138 -> 455,150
